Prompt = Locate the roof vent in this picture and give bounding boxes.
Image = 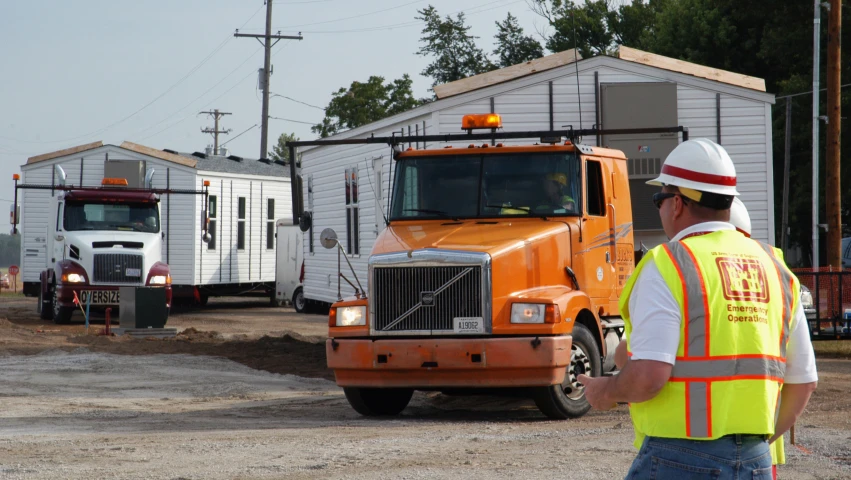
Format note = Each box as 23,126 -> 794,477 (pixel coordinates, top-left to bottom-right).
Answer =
273,159 -> 287,166
163,148 -> 178,154
227,155 -> 244,162
258,157 -> 272,164
192,151 -> 207,159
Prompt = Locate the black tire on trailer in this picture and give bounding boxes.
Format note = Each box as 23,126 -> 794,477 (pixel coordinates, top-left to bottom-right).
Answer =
38,283 -> 53,320
51,285 -> 74,325
292,287 -> 307,313
199,294 -> 209,307
343,387 -> 414,416
533,323 -> 602,419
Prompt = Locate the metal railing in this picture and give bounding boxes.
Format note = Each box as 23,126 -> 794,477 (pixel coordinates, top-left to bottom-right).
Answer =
793,268 -> 851,340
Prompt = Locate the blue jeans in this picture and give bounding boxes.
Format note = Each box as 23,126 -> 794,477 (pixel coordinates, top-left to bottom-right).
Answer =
626,435 -> 773,480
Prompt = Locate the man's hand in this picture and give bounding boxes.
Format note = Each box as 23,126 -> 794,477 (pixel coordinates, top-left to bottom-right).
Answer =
577,374 -> 618,411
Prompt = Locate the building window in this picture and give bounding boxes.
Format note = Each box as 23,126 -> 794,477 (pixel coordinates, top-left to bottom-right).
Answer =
208,195 -> 217,250
237,196 -> 246,250
266,198 -> 275,250
307,175 -> 314,254
345,167 -> 359,255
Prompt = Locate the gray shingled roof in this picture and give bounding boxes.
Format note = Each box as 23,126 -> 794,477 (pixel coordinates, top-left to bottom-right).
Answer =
171,151 -> 290,178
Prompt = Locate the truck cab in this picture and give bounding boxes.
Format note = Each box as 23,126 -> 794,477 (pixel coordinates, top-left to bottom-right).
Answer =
37,177 -> 172,324
325,114 -> 636,419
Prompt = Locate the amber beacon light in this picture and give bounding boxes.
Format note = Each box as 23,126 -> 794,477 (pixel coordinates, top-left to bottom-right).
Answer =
462,113 -> 503,131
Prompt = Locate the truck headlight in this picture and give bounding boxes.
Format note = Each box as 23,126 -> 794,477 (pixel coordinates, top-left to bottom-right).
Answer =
63,273 -> 86,283
800,285 -> 814,310
336,306 -> 366,326
149,274 -> 171,285
511,303 -> 546,324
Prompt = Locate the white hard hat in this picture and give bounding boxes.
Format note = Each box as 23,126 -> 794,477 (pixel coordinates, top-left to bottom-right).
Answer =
647,138 -> 739,197
729,197 -> 751,237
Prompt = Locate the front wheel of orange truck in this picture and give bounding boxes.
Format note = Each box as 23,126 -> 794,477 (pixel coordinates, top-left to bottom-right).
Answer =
343,387 -> 414,416
533,323 -> 602,419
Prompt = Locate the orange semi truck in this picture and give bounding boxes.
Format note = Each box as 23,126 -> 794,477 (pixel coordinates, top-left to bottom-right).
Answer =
289,116 -> 688,419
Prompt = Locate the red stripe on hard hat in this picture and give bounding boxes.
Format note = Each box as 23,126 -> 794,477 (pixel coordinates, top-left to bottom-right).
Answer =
661,164 -> 736,187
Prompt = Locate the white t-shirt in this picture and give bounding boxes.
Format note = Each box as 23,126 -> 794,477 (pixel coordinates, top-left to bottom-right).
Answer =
627,222 -> 818,384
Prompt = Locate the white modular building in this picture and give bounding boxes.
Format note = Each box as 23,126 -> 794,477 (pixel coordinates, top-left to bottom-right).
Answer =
298,46 -> 776,304
18,141 -> 291,302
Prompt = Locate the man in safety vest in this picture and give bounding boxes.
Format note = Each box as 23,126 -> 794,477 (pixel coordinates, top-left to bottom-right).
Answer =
580,138 -> 818,479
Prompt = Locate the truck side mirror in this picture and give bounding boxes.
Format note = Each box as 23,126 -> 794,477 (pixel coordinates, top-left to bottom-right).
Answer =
320,228 -> 338,249
299,211 -> 312,233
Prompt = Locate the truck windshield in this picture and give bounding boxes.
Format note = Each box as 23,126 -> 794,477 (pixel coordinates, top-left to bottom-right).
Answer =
64,202 -> 160,233
390,152 -> 581,220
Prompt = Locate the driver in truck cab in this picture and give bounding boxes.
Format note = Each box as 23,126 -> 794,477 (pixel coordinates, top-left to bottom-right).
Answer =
541,172 -> 575,212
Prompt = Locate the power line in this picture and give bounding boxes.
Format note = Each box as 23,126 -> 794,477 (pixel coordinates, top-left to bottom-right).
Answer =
0,5 -> 265,146
271,93 -> 325,110
268,116 -> 318,125
292,0 -> 521,34
221,124 -> 259,146
274,0 -> 425,29
775,82 -> 851,100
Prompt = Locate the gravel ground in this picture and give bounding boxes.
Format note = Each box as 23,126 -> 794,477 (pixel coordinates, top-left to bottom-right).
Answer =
0,296 -> 848,479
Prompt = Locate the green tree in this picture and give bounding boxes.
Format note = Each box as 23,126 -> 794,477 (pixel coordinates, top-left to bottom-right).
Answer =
312,75 -> 423,138
269,132 -> 299,165
493,13 -> 544,67
0,233 -> 21,268
416,5 -> 497,87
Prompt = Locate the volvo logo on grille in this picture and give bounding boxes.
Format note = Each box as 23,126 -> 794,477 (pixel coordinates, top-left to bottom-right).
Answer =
420,291 -> 435,306
114,264 -> 122,273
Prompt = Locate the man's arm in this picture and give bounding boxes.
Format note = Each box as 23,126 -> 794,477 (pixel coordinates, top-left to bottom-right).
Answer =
770,382 -> 818,444
614,340 -> 628,370
579,359 -> 672,409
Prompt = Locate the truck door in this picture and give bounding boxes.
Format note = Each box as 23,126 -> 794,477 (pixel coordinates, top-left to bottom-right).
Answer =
580,158 -> 614,306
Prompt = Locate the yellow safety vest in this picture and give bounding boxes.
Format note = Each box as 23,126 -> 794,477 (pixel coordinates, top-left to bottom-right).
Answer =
621,230 -> 799,443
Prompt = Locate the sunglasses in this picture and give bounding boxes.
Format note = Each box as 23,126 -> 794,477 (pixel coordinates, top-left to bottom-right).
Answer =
652,192 -> 689,209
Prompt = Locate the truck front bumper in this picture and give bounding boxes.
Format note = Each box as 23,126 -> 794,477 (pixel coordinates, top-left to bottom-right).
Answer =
327,336 -> 572,388
55,284 -> 172,309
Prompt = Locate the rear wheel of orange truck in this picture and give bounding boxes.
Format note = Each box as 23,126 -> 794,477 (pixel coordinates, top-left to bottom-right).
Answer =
533,323 -> 602,419
343,387 -> 414,416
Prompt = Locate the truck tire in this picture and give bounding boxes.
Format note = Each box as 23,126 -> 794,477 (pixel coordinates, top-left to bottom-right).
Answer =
51,286 -> 74,325
38,284 -> 53,320
343,387 -> 414,416
533,323 -> 602,419
292,287 -> 307,313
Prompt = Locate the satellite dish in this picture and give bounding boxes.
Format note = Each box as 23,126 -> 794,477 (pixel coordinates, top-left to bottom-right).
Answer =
320,228 -> 338,250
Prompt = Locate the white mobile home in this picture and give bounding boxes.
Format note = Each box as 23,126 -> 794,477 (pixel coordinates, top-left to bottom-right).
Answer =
299,46 -> 776,304
18,141 -> 291,302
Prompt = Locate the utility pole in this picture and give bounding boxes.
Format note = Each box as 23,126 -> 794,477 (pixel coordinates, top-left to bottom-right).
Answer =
235,0 -> 303,159
813,0 -> 824,268
826,0 -> 842,268
200,109 -> 232,154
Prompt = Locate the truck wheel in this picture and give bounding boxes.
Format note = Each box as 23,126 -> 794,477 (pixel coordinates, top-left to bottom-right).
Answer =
292,288 -> 307,313
39,285 -> 53,320
533,323 -> 602,419
51,286 -> 73,325
343,387 -> 414,416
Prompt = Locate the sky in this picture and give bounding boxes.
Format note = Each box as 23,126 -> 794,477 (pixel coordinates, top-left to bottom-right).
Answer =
0,0 -> 550,212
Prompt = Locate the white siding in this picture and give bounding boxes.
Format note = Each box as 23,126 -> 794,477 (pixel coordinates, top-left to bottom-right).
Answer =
300,115 -> 431,303
301,56 -> 775,302
194,172 -> 291,285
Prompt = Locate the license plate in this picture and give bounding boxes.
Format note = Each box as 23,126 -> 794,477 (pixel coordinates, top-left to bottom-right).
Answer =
125,268 -> 141,277
453,317 -> 484,334
80,290 -> 119,305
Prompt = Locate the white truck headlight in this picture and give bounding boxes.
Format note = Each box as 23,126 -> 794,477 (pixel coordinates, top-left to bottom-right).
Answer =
511,303 -> 546,324
337,306 -> 366,326
800,285 -> 814,310
63,273 -> 86,283
149,274 -> 170,285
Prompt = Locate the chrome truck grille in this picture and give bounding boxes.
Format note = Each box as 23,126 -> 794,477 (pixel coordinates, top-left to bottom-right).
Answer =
369,249 -> 492,335
93,253 -> 144,284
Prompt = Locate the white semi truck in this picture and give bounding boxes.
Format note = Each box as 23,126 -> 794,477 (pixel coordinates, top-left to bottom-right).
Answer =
12,161 -> 209,323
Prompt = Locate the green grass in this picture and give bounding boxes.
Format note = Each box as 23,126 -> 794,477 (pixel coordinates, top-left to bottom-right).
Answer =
813,340 -> 851,359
